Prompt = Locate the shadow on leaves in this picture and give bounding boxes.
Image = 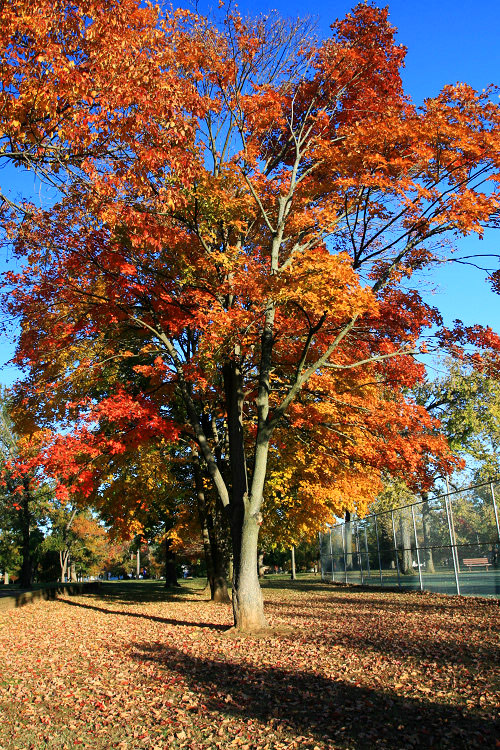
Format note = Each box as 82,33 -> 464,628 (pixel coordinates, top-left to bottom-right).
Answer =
95,581 -> 205,604
58,598 -> 228,631
130,641 -> 496,750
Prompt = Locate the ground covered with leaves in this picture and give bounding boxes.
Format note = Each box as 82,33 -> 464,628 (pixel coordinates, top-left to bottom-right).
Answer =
0,578 -> 498,749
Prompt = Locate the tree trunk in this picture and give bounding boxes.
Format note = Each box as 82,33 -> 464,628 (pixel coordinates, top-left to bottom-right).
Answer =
60,548 -> 70,582
194,452 -> 230,603
231,510 -> 267,631
400,512 -> 413,574
18,479 -> 33,588
59,507 -> 76,582
206,514 -> 230,603
164,536 -> 179,587
212,570 -> 230,602
200,518 -> 214,596
70,562 -> 77,582
257,549 -> 265,578
421,494 -> 435,573
3,571 -> 9,585
136,548 -> 140,578
224,360 -> 268,631
290,546 -> 296,580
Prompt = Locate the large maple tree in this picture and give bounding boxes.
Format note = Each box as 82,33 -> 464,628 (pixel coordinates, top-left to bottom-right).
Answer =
2,2 -> 500,630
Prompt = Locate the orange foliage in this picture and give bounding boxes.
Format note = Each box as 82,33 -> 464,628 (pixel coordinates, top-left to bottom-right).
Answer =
2,2 -> 500,622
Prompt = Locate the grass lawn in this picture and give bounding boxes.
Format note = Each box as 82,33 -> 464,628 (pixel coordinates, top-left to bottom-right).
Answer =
0,576 -> 498,749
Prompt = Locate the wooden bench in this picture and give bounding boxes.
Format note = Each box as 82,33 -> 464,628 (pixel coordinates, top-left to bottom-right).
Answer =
462,557 -> 490,571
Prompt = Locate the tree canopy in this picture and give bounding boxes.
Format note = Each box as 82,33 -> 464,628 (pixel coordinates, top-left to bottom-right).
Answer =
2,1 -> 500,628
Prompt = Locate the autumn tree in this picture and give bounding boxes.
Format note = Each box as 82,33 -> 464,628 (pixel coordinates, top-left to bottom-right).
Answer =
0,489 -> 21,584
44,503 -> 108,582
415,360 -> 500,481
371,358 -> 500,572
3,3 -> 500,630
0,393 -> 52,587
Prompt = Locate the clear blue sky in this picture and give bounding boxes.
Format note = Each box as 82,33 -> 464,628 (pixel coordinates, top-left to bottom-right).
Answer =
1,0 -> 499,384
230,0 -> 500,332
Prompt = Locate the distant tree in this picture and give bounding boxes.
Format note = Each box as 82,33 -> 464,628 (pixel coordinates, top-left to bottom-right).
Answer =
0,392 -> 51,586
415,361 -> 500,483
43,504 -> 109,581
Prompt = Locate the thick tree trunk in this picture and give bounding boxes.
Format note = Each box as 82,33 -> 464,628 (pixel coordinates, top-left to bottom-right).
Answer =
231,511 -> 267,631
194,452 -> 230,603
70,562 -> 77,582
212,571 -> 230,602
400,512 -> 413,574
224,360 -> 268,631
206,514 -> 230,603
3,572 -> 9,585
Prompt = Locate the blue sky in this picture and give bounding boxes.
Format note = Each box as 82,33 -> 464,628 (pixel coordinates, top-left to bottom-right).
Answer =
231,0 -> 500,331
1,0 -> 499,384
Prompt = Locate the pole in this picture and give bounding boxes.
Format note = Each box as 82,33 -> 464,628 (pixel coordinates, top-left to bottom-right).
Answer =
318,532 -> 324,580
374,515 -> 383,586
355,521 -> 364,585
444,491 -> 460,596
491,482 -> 500,542
341,523 -> 348,584
329,529 -> 334,582
391,511 -> 401,589
411,504 -> 423,592
364,525 -> 371,579
445,478 -> 461,581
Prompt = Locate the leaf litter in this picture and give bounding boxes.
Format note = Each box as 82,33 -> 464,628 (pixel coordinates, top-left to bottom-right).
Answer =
0,580 -> 498,749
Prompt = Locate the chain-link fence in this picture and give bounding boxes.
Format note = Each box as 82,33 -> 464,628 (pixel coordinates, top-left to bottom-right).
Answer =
319,481 -> 500,598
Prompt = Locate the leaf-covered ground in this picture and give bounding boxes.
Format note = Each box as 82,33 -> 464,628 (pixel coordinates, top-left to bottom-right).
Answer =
0,578 -> 498,749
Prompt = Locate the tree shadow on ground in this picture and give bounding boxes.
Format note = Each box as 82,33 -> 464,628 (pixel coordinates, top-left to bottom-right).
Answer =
131,641 -> 497,750
58,598 -> 229,631
95,581 -> 206,604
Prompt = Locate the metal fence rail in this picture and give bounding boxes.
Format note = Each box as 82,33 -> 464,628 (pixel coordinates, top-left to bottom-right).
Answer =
319,480 -> 500,598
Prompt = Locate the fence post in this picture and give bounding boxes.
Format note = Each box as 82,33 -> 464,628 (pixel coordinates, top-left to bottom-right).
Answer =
491,482 -> 500,542
444,491 -> 460,596
329,529 -> 334,582
374,515 -> 383,586
411,504 -> 423,592
341,523 -> 348,584
446,478 -> 461,576
391,511 -> 401,589
364,525 -> 371,579
318,532 -> 324,580
355,521 -> 364,585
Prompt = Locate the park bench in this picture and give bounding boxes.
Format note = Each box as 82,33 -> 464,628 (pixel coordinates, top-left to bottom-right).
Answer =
462,557 -> 490,571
